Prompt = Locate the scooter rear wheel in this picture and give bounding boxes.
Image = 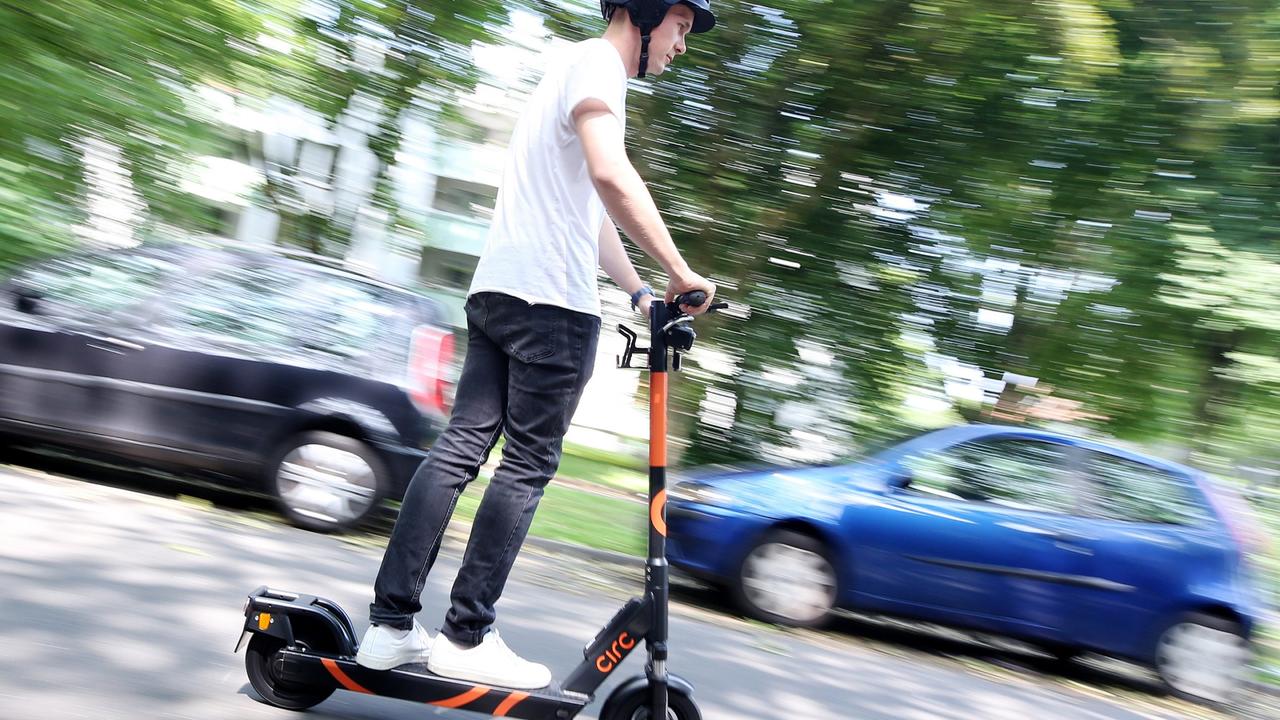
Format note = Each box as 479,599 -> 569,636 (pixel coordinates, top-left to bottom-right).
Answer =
245,634 -> 335,710
599,683 -> 701,720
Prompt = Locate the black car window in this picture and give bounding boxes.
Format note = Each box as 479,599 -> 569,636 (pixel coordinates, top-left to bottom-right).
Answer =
1081,451 -> 1207,525
287,270 -> 405,365
154,261 -> 300,357
6,250 -> 180,328
906,439 -> 1076,514
151,259 -> 401,370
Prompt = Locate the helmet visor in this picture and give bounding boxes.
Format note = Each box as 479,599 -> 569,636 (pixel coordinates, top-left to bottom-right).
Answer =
675,0 -> 716,33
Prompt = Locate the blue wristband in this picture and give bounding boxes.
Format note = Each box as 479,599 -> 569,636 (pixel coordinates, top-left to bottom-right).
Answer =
630,285 -> 655,310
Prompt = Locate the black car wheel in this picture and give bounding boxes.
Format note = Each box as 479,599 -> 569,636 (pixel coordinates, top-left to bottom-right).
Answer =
1154,612 -> 1250,705
732,529 -> 838,628
268,431 -> 387,533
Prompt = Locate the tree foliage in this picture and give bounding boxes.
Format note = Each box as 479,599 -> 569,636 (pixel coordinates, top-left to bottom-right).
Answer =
242,0 -> 510,253
1,0 -> 1276,468
606,1 -> 1280,465
0,0 -> 265,259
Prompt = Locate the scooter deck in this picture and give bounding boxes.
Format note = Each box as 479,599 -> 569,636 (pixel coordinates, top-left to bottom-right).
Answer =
276,649 -> 591,719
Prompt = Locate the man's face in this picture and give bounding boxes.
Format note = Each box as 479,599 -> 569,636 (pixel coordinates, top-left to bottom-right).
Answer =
647,4 -> 694,76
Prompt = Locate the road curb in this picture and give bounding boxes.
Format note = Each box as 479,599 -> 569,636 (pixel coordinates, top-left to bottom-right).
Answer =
440,519 -> 642,568
524,534 -> 643,567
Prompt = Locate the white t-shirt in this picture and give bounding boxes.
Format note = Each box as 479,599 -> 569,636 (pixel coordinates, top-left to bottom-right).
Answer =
468,38 -> 628,317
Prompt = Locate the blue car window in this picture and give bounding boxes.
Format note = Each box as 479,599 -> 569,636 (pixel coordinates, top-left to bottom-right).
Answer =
1081,452 -> 1208,525
907,439 -> 1077,514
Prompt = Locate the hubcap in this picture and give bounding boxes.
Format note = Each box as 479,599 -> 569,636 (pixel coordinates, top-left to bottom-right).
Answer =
741,541 -> 836,623
1156,621 -> 1249,702
277,444 -> 377,525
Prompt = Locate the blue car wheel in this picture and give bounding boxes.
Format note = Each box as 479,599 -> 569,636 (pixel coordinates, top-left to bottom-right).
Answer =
1154,612 -> 1250,705
732,529 -> 838,628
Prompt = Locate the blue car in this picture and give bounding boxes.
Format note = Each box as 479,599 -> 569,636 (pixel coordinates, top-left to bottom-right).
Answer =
667,424 -> 1267,703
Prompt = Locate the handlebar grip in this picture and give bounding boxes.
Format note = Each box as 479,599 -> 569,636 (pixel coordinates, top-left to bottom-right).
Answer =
676,291 -> 707,308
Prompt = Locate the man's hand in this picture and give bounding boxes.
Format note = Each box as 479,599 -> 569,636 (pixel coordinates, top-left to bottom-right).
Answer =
666,270 -> 716,315
636,293 -> 655,316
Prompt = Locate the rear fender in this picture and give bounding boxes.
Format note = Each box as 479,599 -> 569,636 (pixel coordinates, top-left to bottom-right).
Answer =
235,586 -> 358,656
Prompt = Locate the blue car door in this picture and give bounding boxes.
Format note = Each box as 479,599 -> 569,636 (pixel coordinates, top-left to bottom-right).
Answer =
1045,448 -> 1228,658
849,436 -> 1084,636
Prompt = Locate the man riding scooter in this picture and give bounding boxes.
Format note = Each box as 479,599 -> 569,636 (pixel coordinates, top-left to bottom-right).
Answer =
356,0 -> 719,690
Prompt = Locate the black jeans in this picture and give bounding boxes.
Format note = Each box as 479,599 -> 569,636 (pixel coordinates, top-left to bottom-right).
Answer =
369,292 -> 600,646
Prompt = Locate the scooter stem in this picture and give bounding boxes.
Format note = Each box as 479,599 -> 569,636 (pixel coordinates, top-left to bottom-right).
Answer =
645,300 -> 673,719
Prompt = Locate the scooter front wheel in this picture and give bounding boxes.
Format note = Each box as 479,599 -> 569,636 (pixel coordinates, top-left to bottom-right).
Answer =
599,683 -> 701,720
245,634 -> 335,710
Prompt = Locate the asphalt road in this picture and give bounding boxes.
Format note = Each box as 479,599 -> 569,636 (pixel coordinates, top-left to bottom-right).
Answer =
0,460 -> 1265,720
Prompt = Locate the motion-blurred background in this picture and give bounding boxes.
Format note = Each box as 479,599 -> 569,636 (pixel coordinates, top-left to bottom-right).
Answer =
1,0 -> 1278,713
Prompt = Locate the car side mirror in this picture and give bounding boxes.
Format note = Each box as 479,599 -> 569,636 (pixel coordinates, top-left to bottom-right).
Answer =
13,286 -> 43,314
886,468 -> 912,490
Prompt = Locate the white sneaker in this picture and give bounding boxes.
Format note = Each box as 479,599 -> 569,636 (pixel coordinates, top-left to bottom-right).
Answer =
427,629 -> 552,689
355,620 -> 432,670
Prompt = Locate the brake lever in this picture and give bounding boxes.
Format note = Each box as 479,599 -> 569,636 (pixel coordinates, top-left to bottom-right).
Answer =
662,315 -> 695,332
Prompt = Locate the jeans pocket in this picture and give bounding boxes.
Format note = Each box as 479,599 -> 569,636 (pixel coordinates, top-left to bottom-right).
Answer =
503,304 -> 559,364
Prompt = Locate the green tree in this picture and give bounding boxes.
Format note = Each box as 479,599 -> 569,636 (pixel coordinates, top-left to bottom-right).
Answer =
244,0 -> 509,253
588,0 -> 1280,464
0,0 -> 265,265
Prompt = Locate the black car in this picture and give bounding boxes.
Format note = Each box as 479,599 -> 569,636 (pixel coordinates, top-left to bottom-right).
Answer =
0,242 -> 457,532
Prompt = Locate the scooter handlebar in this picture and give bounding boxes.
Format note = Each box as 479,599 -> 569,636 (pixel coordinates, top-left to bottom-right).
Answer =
673,291 -> 728,314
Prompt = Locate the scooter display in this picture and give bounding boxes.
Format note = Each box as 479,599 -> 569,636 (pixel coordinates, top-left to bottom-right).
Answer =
235,291 -> 726,720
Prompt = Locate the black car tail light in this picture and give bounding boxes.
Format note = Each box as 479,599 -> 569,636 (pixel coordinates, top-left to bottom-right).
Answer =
407,326 -> 456,417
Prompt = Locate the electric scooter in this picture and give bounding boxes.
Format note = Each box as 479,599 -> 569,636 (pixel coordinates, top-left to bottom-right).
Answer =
235,291 -> 726,720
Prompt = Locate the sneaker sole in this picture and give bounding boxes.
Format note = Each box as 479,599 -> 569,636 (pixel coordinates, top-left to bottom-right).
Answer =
356,651 -> 430,671
425,662 -> 550,690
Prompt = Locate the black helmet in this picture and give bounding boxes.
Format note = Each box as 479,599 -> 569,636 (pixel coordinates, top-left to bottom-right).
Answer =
601,0 -> 715,34
600,0 -> 716,77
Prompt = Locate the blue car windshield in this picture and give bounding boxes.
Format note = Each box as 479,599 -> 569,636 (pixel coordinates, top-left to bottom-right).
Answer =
831,428 -> 937,466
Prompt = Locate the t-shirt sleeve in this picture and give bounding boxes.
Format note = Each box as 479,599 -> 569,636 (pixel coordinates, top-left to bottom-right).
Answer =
562,42 -> 626,127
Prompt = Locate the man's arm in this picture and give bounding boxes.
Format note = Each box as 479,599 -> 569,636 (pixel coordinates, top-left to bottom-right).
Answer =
573,100 -> 715,313
598,218 -> 653,314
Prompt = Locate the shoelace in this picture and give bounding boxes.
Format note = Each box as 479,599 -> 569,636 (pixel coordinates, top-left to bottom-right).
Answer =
485,630 -> 522,662
487,630 -> 507,652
